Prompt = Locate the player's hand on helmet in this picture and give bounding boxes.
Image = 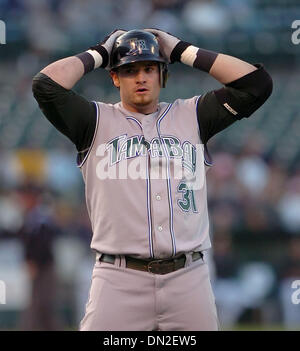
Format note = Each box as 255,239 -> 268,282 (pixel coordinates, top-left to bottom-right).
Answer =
101,29 -> 126,55
144,28 -> 182,64
90,29 -> 126,69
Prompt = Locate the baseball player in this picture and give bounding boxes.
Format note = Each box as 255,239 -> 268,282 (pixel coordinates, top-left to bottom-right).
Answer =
32,29 -> 272,331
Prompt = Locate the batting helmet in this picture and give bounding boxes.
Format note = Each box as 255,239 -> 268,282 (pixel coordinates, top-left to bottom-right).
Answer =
110,29 -> 169,88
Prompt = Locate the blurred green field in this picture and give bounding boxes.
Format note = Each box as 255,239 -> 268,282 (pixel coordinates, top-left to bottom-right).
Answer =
1,323 -> 299,331
222,324 -> 299,331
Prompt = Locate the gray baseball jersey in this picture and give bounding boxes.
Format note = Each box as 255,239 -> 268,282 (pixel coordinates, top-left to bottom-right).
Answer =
78,96 -> 212,259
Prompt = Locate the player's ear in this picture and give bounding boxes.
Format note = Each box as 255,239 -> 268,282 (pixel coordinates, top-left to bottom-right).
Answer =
110,70 -> 120,88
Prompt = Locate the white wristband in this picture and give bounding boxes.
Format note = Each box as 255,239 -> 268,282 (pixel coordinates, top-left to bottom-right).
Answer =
86,49 -> 103,69
180,46 -> 199,67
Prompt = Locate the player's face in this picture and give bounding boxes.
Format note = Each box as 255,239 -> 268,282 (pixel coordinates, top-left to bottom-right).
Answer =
110,61 -> 161,114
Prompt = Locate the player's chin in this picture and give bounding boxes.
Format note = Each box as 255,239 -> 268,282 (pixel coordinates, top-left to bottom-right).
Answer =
133,95 -> 152,105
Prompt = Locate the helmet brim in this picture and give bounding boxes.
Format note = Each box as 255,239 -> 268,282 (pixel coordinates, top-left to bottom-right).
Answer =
111,54 -> 166,70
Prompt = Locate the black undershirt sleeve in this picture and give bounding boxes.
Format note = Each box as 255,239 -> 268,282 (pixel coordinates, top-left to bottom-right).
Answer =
196,92 -> 237,145
197,64 -> 273,144
32,72 -> 96,152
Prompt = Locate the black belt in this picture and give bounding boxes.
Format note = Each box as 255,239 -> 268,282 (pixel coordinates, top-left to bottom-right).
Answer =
99,252 -> 203,275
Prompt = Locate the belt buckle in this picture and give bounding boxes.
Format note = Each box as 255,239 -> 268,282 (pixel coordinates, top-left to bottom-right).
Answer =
147,259 -> 165,274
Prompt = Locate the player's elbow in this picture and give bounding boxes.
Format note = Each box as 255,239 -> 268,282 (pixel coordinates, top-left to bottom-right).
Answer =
256,69 -> 273,104
32,72 -> 61,103
229,65 -> 273,104
32,73 -> 47,99
244,69 -> 273,117
223,65 -> 273,119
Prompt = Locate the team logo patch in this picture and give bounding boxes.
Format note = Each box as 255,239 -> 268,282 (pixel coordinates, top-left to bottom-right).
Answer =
94,135 -> 205,190
127,39 -> 148,55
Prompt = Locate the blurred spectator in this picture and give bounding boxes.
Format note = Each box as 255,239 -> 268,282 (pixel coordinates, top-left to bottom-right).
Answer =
262,161 -> 287,206
114,0 -> 153,30
15,148 -> 47,184
220,0 -> 257,31
212,231 -> 244,326
25,0 -> 69,52
213,231 -> 238,280
277,173 -> 300,234
235,133 -> 269,197
0,189 -> 23,238
17,183 -> 62,330
278,237 -> 300,328
236,156 -> 269,196
212,231 -> 276,327
72,204 -> 93,247
279,237 -> 300,281
207,152 -> 239,202
210,201 -> 239,235
183,0 -> 231,34
241,199 -> 280,235
45,150 -> 81,193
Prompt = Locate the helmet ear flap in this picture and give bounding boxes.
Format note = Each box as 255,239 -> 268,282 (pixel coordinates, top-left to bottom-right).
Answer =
160,63 -> 169,88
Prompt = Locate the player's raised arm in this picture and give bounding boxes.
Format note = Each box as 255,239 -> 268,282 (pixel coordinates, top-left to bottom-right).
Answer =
39,29 -> 125,89
39,56 -> 85,91
144,28 -> 273,143
32,30 -> 126,152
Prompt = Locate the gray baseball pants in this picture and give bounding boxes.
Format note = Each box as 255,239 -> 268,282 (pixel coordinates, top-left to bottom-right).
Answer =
79,252 -> 219,331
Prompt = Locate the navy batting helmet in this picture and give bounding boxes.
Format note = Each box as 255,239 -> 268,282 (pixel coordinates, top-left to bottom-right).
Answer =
110,29 -> 169,88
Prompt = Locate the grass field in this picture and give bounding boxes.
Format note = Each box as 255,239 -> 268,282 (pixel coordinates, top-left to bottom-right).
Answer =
221,324 -> 300,331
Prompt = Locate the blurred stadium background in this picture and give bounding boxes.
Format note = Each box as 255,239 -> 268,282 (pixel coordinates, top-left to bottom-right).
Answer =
0,0 -> 300,331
